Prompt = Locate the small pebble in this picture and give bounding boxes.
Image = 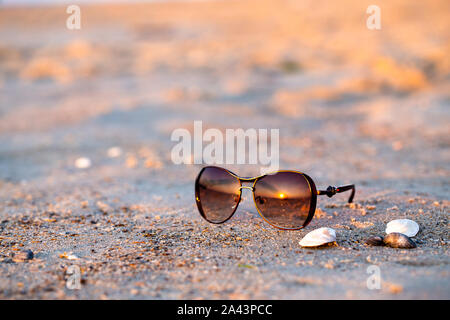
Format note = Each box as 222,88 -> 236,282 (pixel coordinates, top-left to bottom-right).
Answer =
59,252 -> 79,260
387,283 -> 403,294
125,155 -> 138,168
12,249 -> 34,262
107,147 -> 122,158
75,157 -> 91,169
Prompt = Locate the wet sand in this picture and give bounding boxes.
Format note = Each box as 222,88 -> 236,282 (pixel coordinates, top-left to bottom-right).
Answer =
0,0 -> 449,299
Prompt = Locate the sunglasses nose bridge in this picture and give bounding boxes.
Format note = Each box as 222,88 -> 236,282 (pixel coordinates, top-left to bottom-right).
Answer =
239,186 -> 254,192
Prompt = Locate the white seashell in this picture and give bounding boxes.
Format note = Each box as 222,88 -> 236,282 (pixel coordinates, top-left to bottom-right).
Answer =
75,157 -> 91,169
299,227 -> 336,247
67,254 -> 79,260
107,147 -> 122,158
385,219 -> 419,237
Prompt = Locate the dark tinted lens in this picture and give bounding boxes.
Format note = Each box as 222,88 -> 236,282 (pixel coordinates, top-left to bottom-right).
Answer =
253,172 -> 311,229
196,167 -> 241,223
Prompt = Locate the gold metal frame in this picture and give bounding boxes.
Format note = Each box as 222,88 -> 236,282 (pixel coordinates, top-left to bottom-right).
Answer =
195,166 -> 318,230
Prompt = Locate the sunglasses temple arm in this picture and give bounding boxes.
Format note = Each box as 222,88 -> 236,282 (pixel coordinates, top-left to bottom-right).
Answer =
317,184 -> 355,203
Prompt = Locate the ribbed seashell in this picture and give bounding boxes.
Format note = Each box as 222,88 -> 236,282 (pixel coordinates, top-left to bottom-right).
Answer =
386,219 -> 419,237
299,227 -> 336,247
365,235 -> 384,246
383,232 -> 416,249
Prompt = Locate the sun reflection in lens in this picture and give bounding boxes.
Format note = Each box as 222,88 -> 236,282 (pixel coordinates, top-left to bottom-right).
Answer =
278,193 -> 285,199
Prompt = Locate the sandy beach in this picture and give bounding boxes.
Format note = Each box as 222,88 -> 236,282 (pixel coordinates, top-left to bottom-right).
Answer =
0,0 -> 449,299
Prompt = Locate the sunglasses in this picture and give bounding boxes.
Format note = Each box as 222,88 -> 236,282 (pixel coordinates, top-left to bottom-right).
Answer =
195,166 -> 355,230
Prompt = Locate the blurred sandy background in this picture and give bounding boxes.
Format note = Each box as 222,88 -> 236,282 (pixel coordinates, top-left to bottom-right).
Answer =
0,0 -> 449,299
